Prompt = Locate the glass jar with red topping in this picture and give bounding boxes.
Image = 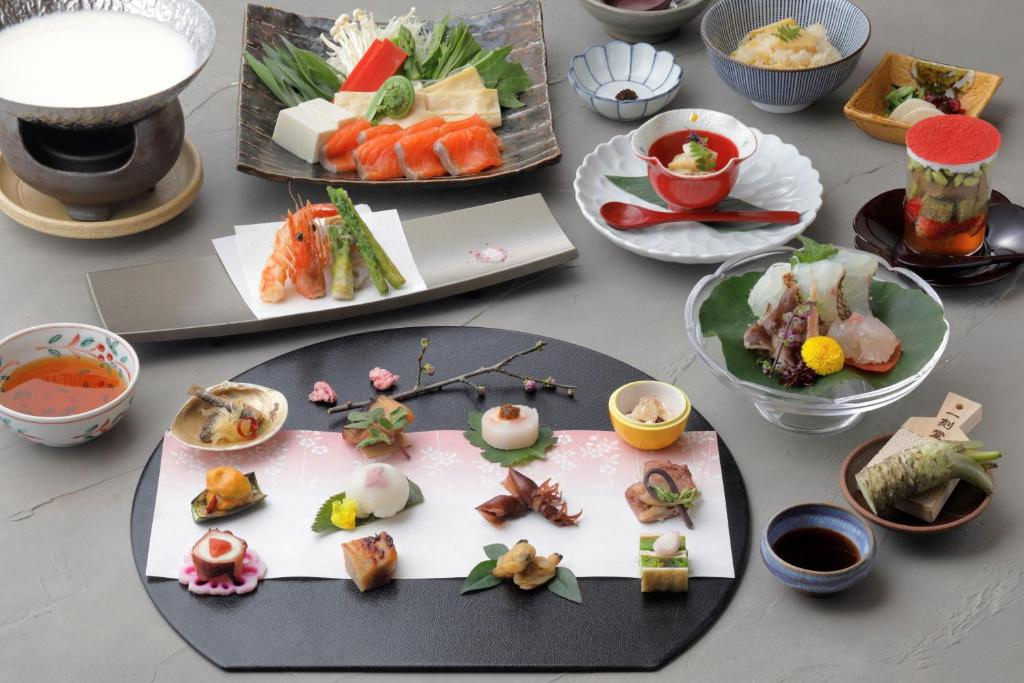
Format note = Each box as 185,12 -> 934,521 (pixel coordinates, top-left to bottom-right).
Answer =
903,116 -> 1001,255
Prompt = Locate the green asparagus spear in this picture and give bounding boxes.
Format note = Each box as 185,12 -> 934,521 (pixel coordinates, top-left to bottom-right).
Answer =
326,187 -> 406,290
328,222 -> 355,300
855,439 -> 1000,515
343,220 -> 387,295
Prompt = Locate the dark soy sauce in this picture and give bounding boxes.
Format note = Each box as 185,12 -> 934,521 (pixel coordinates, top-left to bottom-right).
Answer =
772,527 -> 860,572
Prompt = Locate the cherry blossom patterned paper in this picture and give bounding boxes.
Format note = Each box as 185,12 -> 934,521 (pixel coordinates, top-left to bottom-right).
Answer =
146,429 -> 734,580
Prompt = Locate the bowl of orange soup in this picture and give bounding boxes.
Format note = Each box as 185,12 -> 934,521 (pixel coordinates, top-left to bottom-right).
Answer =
0,323 -> 139,446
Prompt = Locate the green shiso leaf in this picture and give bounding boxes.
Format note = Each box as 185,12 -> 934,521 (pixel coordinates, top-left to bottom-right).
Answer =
461,559 -> 502,594
463,411 -> 557,467
789,236 -> 838,266
604,175 -> 777,230
546,567 -> 583,604
483,543 -> 510,561
310,479 -> 424,533
698,272 -> 946,396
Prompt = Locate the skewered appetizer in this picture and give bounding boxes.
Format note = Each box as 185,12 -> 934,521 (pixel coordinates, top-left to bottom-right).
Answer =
639,532 -> 688,593
342,531 -> 398,592
191,467 -> 267,522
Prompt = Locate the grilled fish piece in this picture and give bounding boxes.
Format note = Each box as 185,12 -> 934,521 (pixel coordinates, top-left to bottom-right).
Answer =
342,532 -> 398,592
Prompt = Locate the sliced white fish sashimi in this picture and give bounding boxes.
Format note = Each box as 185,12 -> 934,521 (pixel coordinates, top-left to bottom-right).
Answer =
833,249 -> 878,316
747,262 -> 794,318
794,261 -> 845,323
827,313 -> 900,364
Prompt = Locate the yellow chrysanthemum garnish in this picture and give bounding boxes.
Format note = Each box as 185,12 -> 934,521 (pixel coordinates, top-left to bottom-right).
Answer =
330,497 -> 358,530
801,336 -> 845,376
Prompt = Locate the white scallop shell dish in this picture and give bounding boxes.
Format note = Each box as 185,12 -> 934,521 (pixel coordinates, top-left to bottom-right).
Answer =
574,129 -> 822,263
569,41 -> 682,121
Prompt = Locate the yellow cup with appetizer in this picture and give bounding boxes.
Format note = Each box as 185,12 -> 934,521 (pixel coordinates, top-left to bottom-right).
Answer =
608,381 -> 691,451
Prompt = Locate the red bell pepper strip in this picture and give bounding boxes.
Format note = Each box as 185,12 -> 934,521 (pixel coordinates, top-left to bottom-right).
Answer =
340,39 -> 408,92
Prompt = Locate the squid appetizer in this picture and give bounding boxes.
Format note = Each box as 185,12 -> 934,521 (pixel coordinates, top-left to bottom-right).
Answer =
476,467 -> 581,527
625,460 -> 701,528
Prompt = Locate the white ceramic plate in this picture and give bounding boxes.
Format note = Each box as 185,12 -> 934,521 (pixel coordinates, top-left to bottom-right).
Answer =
573,128 -> 822,263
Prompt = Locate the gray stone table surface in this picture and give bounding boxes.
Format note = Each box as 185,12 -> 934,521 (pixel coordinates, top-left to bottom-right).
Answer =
1,0 -> 1021,680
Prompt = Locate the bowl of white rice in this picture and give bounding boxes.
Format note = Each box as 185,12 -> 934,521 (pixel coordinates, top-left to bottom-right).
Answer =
701,0 -> 870,113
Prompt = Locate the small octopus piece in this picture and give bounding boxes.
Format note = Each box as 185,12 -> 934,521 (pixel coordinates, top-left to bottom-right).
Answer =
308,380 -> 338,404
368,367 -> 399,391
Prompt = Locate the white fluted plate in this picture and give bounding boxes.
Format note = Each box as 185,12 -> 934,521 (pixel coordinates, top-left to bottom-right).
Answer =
573,128 -> 822,263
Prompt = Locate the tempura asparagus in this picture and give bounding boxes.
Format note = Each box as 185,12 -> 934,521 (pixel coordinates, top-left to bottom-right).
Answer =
328,222 -> 354,300
326,187 -> 406,290
855,439 -> 1000,515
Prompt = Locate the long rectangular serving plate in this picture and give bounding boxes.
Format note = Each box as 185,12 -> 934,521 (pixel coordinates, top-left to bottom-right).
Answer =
87,194 -> 576,342
236,0 -> 561,186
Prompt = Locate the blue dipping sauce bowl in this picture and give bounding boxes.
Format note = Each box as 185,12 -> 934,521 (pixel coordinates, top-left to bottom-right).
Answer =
761,503 -> 875,595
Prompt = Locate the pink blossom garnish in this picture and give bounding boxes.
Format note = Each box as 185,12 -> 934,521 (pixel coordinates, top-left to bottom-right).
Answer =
178,550 -> 267,596
308,380 -> 337,404
470,246 -> 508,263
368,367 -> 399,391
523,379 -> 538,393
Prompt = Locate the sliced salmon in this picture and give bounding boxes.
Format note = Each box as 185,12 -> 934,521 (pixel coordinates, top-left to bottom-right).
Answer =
320,118 -> 372,173
354,117 -> 446,181
357,123 -> 403,145
394,116 -> 490,180
434,126 -> 503,176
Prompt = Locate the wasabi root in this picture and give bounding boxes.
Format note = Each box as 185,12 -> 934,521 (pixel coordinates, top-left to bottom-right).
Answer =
856,439 -> 1000,515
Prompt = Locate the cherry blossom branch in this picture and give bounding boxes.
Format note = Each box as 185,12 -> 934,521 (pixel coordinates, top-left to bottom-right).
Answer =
326,340 -> 575,415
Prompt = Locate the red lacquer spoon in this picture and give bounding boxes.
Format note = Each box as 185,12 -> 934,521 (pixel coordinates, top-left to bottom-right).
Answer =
600,201 -> 802,230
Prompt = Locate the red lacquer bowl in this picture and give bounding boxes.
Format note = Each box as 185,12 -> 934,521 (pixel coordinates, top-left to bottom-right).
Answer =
631,109 -> 757,210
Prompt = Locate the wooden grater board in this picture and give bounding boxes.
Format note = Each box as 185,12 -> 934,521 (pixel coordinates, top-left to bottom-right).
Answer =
864,393 -> 982,522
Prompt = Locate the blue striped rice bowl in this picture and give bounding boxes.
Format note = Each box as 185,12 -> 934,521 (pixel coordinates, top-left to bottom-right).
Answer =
701,0 -> 870,113
569,40 -> 682,121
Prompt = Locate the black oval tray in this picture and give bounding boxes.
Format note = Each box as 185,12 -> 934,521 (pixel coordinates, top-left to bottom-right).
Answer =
130,327 -> 749,672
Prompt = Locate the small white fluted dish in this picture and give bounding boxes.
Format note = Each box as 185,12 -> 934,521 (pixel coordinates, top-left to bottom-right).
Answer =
569,41 -> 682,121
573,128 -> 822,263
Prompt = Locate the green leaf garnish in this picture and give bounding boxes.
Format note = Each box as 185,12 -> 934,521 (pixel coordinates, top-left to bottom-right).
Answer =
698,273 -> 946,396
789,236 -> 838,266
773,23 -> 803,42
483,543 -> 510,561
546,567 -> 583,604
461,559 -> 502,594
687,140 -> 716,172
652,485 -> 701,509
463,411 -> 557,467
310,479 -> 424,533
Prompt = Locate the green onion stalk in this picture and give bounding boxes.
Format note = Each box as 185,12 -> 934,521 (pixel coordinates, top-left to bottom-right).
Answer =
327,222 -> 354,300
855,440 -> 1000,515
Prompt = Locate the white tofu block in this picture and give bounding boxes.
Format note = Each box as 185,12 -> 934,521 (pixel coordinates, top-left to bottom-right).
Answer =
299,98 -> 356,127
272,105 -> 340,164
